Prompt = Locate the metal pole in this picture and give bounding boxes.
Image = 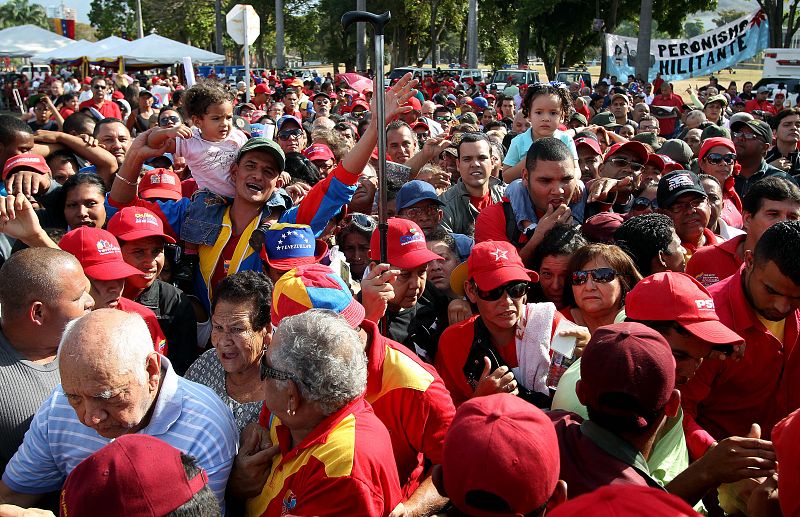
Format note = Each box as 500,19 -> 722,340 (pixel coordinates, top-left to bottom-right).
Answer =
275,0 -> 285,70
466,0 -> 478,68
356,0 -> 366,72
215,0 -> 223,55
243,9 -> 250,102
135,0 -> 144,39
635,0 -> 653,82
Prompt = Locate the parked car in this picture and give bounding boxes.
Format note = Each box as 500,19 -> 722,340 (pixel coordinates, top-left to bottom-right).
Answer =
489,69 -> 541,91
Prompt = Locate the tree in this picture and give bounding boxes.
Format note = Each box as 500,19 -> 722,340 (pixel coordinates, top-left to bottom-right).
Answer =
0,0 -> 50,29
756,0 -> 800,47
88,0 -> 136,39
712,9 -> 747,27
684,19 -> 704,38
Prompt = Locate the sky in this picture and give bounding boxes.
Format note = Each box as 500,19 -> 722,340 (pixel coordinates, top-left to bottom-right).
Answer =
5,0 -> 762,34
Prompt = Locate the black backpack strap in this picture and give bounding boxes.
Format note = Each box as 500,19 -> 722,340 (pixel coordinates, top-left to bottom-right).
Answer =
502,200 -> 524,249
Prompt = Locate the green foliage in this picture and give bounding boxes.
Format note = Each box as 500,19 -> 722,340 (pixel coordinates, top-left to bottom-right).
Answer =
683,19 -> 705,38
712,9 -> 747,26
88,0 -> 136,38
0,0 -> 50,29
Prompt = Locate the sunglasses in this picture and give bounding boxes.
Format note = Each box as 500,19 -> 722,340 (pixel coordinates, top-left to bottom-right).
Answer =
158,115 -> 181,127
92,84 -> 108,90
343,212 -> 377,233
399,205 -> 440,220
260,355 -> 298,383
632,197 -> 657,210
665,196 -> 707,214
704,152 -> 737,165
609,157 -> 644,172
732,131 -> 760,141
278,128 -> 303,140
474,280 -> 530,301
572,267 -> 619,285
435,115 -> 454,122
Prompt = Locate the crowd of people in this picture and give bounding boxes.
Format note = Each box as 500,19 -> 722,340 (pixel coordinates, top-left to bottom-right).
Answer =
0,64 -> 799,516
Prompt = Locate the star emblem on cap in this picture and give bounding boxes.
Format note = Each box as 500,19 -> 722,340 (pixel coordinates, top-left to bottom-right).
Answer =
490,247 -> 508,261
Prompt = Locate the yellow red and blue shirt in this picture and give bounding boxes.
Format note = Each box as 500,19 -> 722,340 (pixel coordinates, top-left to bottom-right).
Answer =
246,397 -> 401,517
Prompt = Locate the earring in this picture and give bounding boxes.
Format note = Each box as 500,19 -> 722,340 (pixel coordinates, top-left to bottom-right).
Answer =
287,407 -> 296,416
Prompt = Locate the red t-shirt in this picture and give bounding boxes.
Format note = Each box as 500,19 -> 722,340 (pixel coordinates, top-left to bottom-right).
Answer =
744,99 -> 778,115
651,93 -> 685,136
685,234 -> 744,287
210,232 -> 242,294
117,297 -> 168,355
469,192 -> 493,212
474,199 -> 527,246
79,99 -> 122,119
682,227 -> 720,258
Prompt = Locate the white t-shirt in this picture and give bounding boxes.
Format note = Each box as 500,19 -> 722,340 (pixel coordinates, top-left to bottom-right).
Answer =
175,127 -> 248,198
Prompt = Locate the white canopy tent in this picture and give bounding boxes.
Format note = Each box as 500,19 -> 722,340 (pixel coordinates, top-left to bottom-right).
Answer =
31,39 -> 93,63
0,25 -> 73,58
32,35 -> 130,64
92,34 -> 224,66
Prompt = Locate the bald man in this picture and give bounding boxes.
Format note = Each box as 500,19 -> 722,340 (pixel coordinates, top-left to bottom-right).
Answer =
0,248 -> 94,475
0,309 -> 237,509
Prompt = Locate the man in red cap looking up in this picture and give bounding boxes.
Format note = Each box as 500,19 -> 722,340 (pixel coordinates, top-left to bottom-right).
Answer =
59,226 -> 167,355
107,206 -> 198,375
360,218 -> 449,360
435,240 -> 588,407
433,394 -> 567,516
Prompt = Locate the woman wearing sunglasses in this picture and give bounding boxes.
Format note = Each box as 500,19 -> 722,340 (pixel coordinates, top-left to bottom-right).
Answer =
561,243 -> 642,334
697,137 -> 743,229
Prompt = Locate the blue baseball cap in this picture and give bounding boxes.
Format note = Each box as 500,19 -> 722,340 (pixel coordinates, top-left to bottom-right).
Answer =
276,114 -> 302,130
259,223 -> 327,270
395,180 -> 445,211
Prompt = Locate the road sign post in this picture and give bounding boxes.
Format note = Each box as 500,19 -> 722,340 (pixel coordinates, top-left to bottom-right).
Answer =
226,4 -> 260,102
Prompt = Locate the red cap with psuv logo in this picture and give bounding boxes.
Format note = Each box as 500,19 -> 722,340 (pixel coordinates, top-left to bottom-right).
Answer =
625,272 -> 744,346
59,226 -> 144,281
302,144 -> 335,162
2,153 -> 50,180
369,218 -> 442,270
107,206 -> 177,244
139,168 -> 183,201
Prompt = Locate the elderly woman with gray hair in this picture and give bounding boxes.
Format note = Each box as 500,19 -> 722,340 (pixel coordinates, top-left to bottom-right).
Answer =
242,310 -> 402,516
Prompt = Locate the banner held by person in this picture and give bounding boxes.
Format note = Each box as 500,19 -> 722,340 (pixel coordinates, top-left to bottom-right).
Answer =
605,9 -> 769,81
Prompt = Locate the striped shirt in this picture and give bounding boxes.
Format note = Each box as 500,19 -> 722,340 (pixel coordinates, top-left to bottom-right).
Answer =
2,356 -> 238,508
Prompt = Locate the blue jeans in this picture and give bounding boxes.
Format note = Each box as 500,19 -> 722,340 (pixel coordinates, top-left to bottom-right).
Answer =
180,189 -> 230,246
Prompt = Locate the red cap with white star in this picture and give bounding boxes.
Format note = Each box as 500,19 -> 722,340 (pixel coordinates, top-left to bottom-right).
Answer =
467,240 -> 538,292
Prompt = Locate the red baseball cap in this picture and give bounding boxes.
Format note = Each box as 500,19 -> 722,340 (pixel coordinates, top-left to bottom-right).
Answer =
2,153 -> 50,180
138,168 -> 183,201
625,272 -> 744,346
604,140 -> 649,164
410,121 -> 429,132
548,485 -> 701,517
574,136 -> 602,156
581,212 -> 624,243
369,218 -> 442,270
454,240 -> 538,295
107,206 -> 176,244
442,394 -> 560,517
350,99 -> 370,111
60,434 -> 210,517
405,96 -> 422,111
698,137 -> 736,162
646,153 -> 682,174
254,83 -> 274,95
580,322 -> 676,429
111,90 -> 125,100
774,408 -> 800,517
302,144 -> 334,162
59,227 -> 144,281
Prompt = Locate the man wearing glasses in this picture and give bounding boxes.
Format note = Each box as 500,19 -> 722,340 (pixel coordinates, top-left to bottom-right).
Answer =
656,170 -> 717,258
78,77 -> 121,120
585,140 -> 650,217
731,119 -> 795,198
435,240 -> 588,408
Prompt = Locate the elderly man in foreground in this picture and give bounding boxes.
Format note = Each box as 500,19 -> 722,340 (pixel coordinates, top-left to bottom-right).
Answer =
245,310 -> 402,517
0,309 -> 238,509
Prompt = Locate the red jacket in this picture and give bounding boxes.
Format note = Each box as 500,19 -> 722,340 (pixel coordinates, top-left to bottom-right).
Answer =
79,99 -> 122,119
681,266 -> 799,459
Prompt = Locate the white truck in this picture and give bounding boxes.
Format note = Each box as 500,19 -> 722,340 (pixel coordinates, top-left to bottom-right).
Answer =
756,48 -> 800,107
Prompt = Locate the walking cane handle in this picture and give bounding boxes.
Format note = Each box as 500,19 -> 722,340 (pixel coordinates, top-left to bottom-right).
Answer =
341,11 -> 391,35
